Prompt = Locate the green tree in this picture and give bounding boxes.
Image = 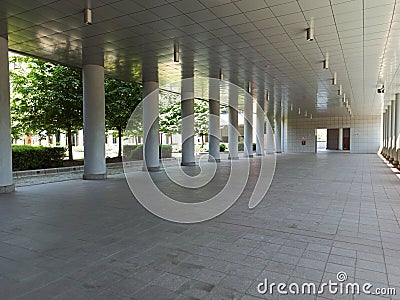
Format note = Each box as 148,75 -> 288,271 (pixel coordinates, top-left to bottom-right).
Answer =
10,55 -> 82,160
159,90 -> 181,144
194,99 -> 209,144
105,77 -> 142,157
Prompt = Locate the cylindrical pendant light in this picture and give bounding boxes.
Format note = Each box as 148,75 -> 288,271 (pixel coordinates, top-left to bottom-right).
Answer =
174,42 -> 179,62
84,8 -> 92,25
323,52 -> 329,69
307,18 -> 314,41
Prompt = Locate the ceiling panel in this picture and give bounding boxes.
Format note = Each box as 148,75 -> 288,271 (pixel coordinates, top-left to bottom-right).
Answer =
2,0 -> 399,118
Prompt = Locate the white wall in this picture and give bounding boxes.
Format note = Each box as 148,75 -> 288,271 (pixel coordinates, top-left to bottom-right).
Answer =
285,115 -> 381,153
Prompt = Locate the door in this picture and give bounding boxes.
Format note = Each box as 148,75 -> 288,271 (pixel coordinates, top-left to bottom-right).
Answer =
327,129 -> 339,150
343,128 -> 350,150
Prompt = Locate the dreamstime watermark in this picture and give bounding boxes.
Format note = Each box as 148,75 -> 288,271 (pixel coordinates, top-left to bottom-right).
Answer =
257,271 -> 396,296
123,77 -> 277,223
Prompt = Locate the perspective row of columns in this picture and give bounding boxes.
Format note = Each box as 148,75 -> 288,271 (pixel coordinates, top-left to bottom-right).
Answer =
0,33 -> 283,193
382,93 -> 400,168
142,74 -> 278,171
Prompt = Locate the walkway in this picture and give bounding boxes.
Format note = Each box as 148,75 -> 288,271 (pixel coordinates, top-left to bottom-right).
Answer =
0,153 -> 399,299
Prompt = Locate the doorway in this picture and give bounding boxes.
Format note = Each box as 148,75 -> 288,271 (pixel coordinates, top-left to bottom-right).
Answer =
343,128 -> 350,150
316,129 -> 327,152
327,129 -> 339,150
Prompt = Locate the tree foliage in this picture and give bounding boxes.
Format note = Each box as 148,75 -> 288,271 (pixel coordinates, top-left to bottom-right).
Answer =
159,91 -> 181,139
10,54 -> 82,160
194,99 -> 209,143
105,77 -> 142,156
158,92 -> 210,144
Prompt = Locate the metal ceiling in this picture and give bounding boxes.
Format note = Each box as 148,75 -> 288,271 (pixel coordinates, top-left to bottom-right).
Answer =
1,0 -> 398,117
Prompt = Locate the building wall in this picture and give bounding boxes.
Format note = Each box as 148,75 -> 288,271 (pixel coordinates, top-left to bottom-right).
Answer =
285,115 -> 381,153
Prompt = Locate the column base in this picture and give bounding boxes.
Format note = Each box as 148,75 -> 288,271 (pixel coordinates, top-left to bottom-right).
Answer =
275,151 -> 282,154
142,166 -> 161,172
245,155 -> 254,158
181,162 -> 196,166
389,158 -> 394,163
228,156 -> 239,160
208,157 -> 221,163
83,173 -> 107,180
256,153 -> 263,156
393,161 -> 399,166
0,184 -> 15,194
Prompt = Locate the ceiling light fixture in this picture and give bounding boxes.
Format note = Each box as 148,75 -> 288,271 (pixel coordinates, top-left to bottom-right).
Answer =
84,7 -> 92,25
290,104 -> 293,111
332,71 -> 337,85
310,114 -> 313,119
342,93 -> 346,103
298,108 -> 301,115
266,90 -> 270,101
248,81 -> 252,93
338,84 -> 342,96
174,42 -> 179,62
323,52 -> 329,69
219,68 -> 223,80
306,18 -> 314,41
305,111 -> 308,117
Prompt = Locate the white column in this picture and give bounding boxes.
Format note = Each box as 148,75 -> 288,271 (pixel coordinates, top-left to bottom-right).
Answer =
0,36 -> 14,193
83,65 -> 106,180
274,115 -> 282,153
391,99 -> 396,163
244,92 -> 253,157
382,111 -> 386,156
266,112 -> 274,154
143,81 -> 160,171
396,94 -> 400,166
389,102 -> 394,162
387,107 -> 391,158
338,128 -> 343,150
385,108 -> 389,157
208,78 -> 220,162
255,90 -> 264,156
228,84 -> 239,159
181,78 -> 195,166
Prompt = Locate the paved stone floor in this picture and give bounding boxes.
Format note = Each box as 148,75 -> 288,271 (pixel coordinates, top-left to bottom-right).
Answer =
0,153 -> 400,300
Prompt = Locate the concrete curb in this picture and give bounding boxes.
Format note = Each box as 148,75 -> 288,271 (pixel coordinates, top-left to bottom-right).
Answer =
13,157 -> 178,179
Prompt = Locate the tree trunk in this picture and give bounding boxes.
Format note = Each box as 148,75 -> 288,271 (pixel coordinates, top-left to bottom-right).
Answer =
118,127 -> 122,157
67,125 -> 73,161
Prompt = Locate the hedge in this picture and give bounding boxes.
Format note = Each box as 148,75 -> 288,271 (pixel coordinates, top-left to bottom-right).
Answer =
123,144 -> 172,160
219,143 -> 226,152
12,145 -> 65,171
238,142 -> 257,151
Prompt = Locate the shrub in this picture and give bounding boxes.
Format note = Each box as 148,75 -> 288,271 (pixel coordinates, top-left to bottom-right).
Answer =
238,142 -> 257,151
219,143 -> 226,152
12,145 -> 65,171
123,144 -> 143,160
123,144 -> 172,160
159,144 -> 172,158
238,142 -> 244,151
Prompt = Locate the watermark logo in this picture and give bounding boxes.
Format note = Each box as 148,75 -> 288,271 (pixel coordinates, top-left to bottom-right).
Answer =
123,77 -> 276,223
257,271 -> 396,296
